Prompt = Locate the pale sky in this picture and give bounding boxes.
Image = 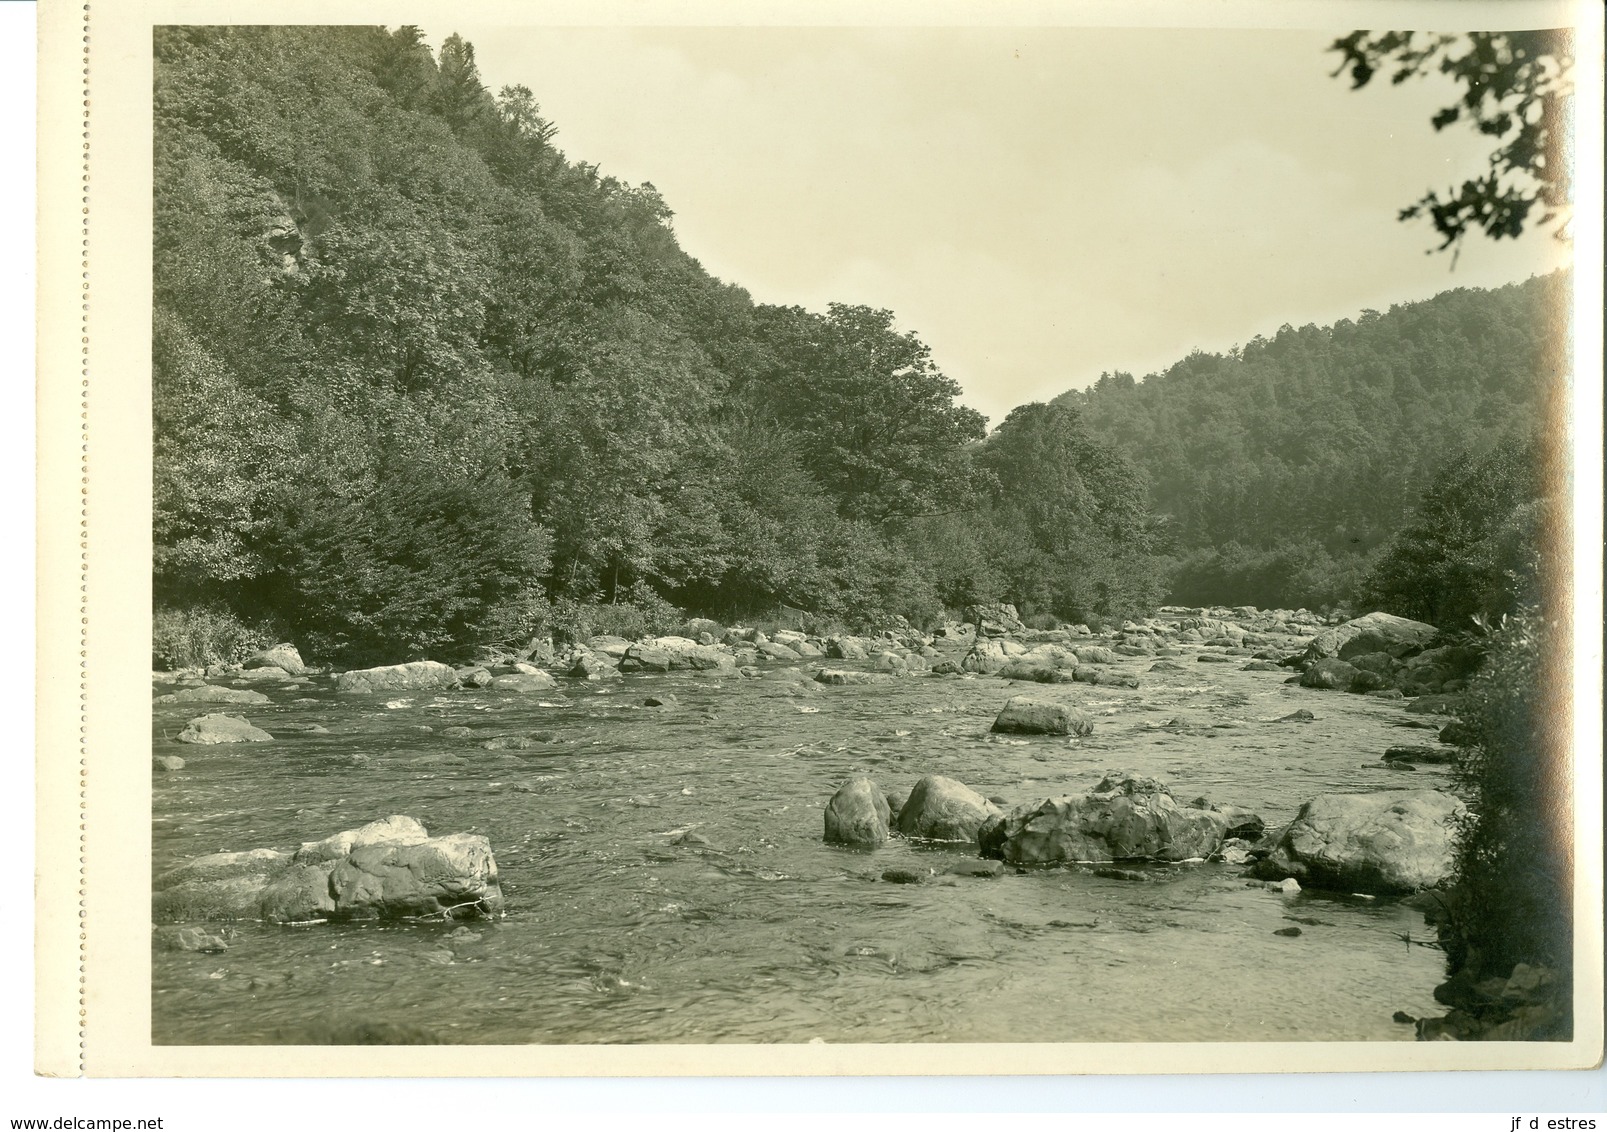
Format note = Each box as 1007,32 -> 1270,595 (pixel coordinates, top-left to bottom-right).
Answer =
450,25 -> 1572,426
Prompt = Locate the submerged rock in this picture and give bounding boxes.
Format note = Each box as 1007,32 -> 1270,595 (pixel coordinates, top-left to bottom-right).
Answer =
334,661 -> 460,694
945,859 -> 1005,879
895,775 -> 1001,842
982,771 -> 1229,865
155,684 -> 270,705
175,713 -> 273,744
479,735 -> 539,750
815,668 -> 895,686
1384,745 -> 1455,766
1252,790 -> 1464,894
881,867 -> 926,884
490,671 -> 558,692
824,777 -> 892,847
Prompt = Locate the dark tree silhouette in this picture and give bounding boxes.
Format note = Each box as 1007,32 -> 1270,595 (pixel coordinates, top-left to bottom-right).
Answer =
1330,30 -> 1574,255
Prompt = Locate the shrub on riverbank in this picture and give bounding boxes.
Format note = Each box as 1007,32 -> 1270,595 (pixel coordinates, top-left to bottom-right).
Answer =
1443,610 -> 1571,1001
1358,436 -> 1543,631
263,473 -> 552,666
152,605 -> 279,669
540,589 -> 685,645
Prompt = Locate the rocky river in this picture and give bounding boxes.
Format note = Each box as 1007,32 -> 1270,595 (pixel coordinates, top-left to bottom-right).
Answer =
151,607 -> 1468,1045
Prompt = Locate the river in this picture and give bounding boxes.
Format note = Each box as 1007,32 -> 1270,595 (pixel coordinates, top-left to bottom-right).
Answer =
151,636 -> 1451,1044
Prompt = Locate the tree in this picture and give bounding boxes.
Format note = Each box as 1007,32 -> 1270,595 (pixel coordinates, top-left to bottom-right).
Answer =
265,470 -> 553,664
976,401 -> 1167,623
1358,435 -> 1542,628
1330,30 -> 1574,254
748,303 -> 988,522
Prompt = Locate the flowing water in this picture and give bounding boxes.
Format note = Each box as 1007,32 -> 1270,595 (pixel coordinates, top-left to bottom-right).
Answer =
151,649 -> 1452,1045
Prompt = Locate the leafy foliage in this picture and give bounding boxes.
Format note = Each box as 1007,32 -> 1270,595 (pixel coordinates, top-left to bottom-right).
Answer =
1070,278 -> 1562,610
265,472 -> 552,665
1357,436 -> 1544,629
1169,542 -> 1375,613
1444,610 -> 1572,992
158,25 -> 1162,658
973,401 -> 1169,623
1330,30 -> 1574,252
152,605 -> 280,670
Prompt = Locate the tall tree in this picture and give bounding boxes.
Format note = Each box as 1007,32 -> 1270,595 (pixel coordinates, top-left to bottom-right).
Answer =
748,303 -> 988,522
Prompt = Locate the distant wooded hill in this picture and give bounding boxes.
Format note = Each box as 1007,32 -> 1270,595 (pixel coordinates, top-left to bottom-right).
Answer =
1061,274 -> 1565,610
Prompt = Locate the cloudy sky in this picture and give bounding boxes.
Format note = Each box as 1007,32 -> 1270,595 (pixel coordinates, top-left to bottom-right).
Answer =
451,24 -> 1571,425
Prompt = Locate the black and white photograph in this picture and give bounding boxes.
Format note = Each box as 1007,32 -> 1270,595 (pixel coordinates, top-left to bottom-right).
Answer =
31,0 -> 1604,1086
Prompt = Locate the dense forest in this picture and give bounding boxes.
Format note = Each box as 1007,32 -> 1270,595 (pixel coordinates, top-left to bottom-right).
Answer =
153,24 -> 1167,665
154,25 -> 1559,668
1066,274 -> 1565,611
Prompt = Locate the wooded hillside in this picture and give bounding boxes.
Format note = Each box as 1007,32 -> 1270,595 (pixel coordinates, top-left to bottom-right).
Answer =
154,26 -> 1557,665
154,25 -> 1165,663
1066,274 -> 1564,610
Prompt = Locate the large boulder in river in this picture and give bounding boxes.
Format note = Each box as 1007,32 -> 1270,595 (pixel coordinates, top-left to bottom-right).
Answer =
1299,612 -> 1437,663
757,640 -> 802,661
623,637 -> 735,673
965,603 -> 1026,637
823,777 -> 891,847
1252,790 -> 1464,894
895,775 -> 1001,842
1300,657 -> 1361,690
328,833 -> 502,920
334,660 -> 460,694
155,684 -> 270,705
152,817 -> 502,923
961,638 -> 1010,674
620,644 -> 673,672
153,848 -> 295,920
586,635 -> 632,659
981,771 -> 1228,865
175,713 -> 273,744
455,665 -> 495,688
825,636 -> 869,660
991,695 -> 1094,736
567,650 -> 621,680
245,643 -> 308,676
995,660 -> 1076,683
